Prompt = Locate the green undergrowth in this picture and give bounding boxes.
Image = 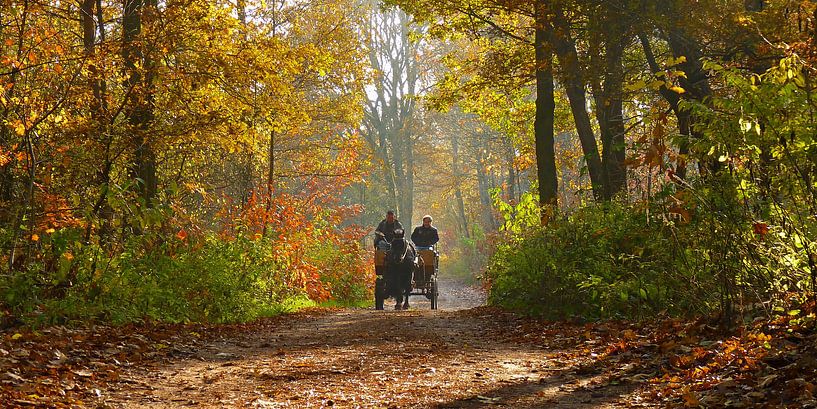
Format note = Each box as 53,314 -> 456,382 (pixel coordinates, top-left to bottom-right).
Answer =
1,229 -> 371,328
256,296 -> 369,317
486,191 -> 816,322
486,59 -> 817,323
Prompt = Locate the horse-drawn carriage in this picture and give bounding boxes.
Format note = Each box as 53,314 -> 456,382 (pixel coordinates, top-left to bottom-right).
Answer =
374,240 -> 439,310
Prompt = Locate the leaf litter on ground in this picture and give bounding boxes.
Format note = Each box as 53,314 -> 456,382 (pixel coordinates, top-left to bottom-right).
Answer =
1,300 -> 816,407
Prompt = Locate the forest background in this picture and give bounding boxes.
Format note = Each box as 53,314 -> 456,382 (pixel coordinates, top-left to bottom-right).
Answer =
1,0 -> 816,328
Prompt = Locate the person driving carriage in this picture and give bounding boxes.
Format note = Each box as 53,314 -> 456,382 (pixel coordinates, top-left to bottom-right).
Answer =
372,211 -> 441,310
411,215 -> 439,248
374,210 -> 403,248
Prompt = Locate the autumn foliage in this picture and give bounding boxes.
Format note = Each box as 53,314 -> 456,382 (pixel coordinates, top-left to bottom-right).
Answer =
0,0 -> 373,325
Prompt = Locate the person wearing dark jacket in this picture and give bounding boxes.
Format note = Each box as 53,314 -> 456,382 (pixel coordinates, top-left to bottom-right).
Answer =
375,210 -> 403,248
411,215 -> 439,248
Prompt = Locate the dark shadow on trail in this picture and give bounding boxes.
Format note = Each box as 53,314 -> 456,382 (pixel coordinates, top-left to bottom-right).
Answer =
428,374 -> 641,408
96,303 -> 654,408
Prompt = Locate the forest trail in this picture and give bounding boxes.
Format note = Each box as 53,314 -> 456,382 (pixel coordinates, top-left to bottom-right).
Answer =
92,278 -> 637,408
6,278 -> 816,408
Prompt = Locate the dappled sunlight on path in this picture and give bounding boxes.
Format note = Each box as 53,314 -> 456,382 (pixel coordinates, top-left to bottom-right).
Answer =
96,280 -> 644,408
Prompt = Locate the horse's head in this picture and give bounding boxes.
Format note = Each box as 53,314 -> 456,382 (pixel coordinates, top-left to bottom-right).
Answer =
388,237 -> 409,264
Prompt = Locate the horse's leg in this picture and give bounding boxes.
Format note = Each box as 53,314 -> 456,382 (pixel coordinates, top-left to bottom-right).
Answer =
402,286 -> 410,310
402,268 -> 411,310
394,289 -> 402,310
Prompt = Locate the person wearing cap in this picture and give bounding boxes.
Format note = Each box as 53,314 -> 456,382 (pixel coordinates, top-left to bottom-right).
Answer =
374,210 -> 404,248
411,215 -> 439,248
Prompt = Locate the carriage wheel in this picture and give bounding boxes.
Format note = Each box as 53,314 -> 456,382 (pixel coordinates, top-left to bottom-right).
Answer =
430,278 -> 439,310
375,277 -> 385,310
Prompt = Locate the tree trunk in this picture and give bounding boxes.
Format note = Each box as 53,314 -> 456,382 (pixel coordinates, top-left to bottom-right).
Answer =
506,137 -> 516,203
82,0 -> 114,243
392,131 -> 405,219
476,147 -> 497,230
400,135 -> 415,228
123,0 -> 157,206
592,37 -> 627,199
452,133 -> 470,238
657,1 -> 717,175
534,1 -> 558,211
550,9 -> 605,201
263,129 -> 275,236
361,7 -> 417,225
5,0 -> 30,270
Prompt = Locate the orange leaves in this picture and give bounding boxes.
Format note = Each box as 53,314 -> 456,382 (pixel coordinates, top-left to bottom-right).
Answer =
211,179 -> 368,303
667,190 -> 695,224
630,111 -> 670,171
752,221 -> 769,237
621,329 -> 638,341
175,229 -> 188,241
681,390 -> 699,407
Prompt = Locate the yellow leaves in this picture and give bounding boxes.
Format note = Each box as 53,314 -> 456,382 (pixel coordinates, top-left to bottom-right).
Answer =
748,332 -> 771,343
11,333 -> 23,340
737,14 -> 753,24
738,117 -> 761,136
669,85 -> 686,94
624,79 -> 647,92
12,120 -> 26,136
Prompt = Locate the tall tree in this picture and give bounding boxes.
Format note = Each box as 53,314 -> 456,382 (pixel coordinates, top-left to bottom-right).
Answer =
588,5 -> 629,199
533,0 -> 558,209
122,0 -> 157,205
361,3 -> 421,226
548,5 -> 606,201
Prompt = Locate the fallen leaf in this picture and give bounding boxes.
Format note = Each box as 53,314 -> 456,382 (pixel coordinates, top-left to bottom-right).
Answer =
3,371 -> 25,383
622,330 -> 637,341
72,369 -> 93,378
758,374 -> 777,388
682,391 -> 699,407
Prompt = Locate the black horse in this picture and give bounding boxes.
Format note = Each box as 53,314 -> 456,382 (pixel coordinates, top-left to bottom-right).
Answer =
385,229 -> 415,310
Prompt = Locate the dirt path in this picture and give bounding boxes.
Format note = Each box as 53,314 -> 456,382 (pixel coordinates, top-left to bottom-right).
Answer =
96,278 -> 642,408
5,279 -> 815,408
